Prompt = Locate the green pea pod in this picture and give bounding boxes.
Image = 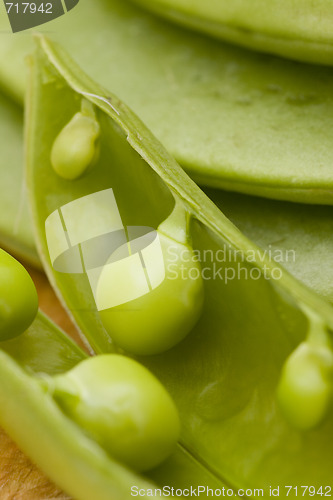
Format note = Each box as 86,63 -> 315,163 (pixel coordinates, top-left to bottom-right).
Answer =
26,36 -> 333,492
129,0 -> 333,66
2,94 -> 333,305
0,312 -> 226,498
0,251 -> 221,493
1,0 -> 333,203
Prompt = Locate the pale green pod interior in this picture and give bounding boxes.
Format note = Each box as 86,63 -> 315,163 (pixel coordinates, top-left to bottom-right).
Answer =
25,35 -> 333,492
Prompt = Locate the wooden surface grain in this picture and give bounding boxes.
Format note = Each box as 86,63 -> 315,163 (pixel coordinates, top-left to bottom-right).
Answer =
0,263 -> 84,499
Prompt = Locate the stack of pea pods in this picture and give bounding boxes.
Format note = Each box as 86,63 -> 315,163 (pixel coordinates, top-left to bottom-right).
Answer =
1,1 -> 333,499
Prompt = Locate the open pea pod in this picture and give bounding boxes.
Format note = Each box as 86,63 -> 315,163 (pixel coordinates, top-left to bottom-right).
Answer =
0,276 -> 224,498
1,93 -> 333,298
26,36 -> 333,493
1,0 -> 333,203
129,0 -> 333,66
0,312 -> 155,500
2,90 -> 333,298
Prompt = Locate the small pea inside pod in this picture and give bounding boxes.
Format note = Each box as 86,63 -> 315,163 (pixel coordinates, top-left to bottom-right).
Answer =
46,354 -> 180,472
277,341 -> 333,430
0,249 -> 38,341
51,100 -> 100,180
96,203 -> 204,355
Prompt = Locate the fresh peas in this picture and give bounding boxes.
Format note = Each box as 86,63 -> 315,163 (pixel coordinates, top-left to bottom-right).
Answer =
48,354 -> 180,472
0,249 -> 38,341
24,37 -> 333,493
97,206 -> 204,356
277,342 -> 333,430
51,101 -> 100,180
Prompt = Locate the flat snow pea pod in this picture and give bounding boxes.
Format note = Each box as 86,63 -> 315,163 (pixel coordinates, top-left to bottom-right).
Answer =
97,202 -> 204,355
0,312 -> 227,497
3,0 -> 333,203
26,36 -> 333,492
46,354 -> 180,471
2,96 -> 333,304
0,248 -> 38,340
129,0 -> 333,66
2,97 -> 333,305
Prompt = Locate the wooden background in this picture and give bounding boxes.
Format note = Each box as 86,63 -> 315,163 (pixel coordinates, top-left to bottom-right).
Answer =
0,263 -> 85,499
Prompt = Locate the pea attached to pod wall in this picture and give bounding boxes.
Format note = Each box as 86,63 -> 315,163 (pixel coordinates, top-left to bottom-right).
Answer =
277,317 -> 333,431
51,99 -> 100,180
97,201 -> 204,356
0,249 -> 38,341
43,354 -> 180,472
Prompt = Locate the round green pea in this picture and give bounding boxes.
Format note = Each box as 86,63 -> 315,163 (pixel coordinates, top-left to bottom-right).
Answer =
51,354 -> 180,472
97,232 -> 204,355
51,112 -> 100,180
0,249 -> 38,341
277,342 -> 333,430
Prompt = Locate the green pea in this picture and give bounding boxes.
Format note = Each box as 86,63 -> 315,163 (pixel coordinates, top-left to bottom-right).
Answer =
97,232 -> 204,356
51,111 -> 100,180
277,342 -> 333,430
0,249 -> 38,341
49,354 -> 180,472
